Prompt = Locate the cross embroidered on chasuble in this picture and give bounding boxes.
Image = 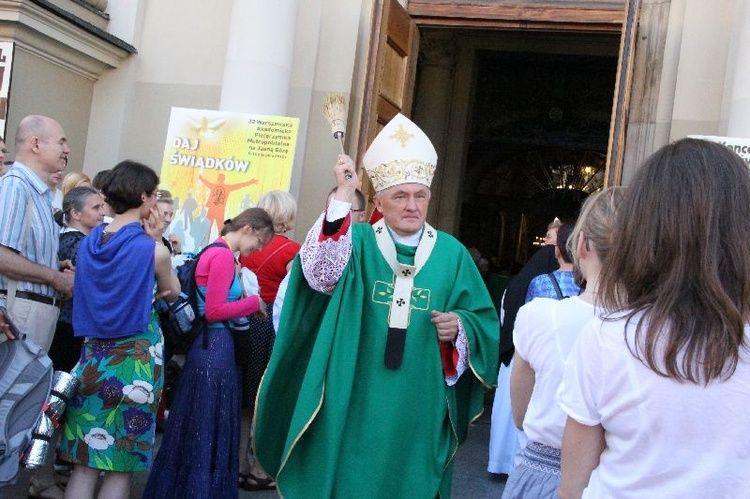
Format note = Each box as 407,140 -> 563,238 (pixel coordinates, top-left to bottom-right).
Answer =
372,278 -> 431,327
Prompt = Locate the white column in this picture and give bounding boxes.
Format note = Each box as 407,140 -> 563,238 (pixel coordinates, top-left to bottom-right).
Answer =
726,1 -> 750,136
219,0 -> 300,115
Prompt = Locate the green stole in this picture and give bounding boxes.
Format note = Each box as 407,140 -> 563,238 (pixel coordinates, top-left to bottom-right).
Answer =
255,222 -> 499,498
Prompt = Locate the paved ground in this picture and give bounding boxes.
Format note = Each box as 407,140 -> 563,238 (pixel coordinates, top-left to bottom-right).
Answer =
5,393 -> 506,498
451,407 -> 507,499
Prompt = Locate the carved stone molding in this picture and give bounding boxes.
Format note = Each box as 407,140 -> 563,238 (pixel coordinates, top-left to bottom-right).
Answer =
0,0 -> 133,80
419,32 -> 457,71
42,0 -> 109,27
79,0 -> 106,12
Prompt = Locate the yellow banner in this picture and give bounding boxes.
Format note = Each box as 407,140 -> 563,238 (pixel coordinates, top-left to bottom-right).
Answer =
160,107 -> 299,252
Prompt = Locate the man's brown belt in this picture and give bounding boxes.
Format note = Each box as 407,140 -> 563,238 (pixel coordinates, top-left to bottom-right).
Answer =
0,290 -> 60,308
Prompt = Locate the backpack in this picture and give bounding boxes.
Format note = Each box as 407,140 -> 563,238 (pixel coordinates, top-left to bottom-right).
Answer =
0,336 -> 53,487
158,241 -> 229,357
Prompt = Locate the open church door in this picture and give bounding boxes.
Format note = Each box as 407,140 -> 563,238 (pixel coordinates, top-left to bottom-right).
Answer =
357,0 -> 419,206
606,0 -> 641,186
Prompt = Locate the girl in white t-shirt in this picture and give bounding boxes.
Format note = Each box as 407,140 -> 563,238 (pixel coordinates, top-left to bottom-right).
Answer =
558,138 -> 750,498
502,188 -> 624,499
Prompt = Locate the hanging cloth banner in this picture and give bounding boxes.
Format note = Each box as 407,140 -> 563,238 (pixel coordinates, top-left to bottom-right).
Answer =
160,107 -> 299,253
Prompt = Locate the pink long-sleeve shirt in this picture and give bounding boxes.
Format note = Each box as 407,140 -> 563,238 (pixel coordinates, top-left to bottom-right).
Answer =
195,241 -> 260,323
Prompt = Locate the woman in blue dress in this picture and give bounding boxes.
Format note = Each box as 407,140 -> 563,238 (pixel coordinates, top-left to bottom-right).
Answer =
60,161 -> 180,498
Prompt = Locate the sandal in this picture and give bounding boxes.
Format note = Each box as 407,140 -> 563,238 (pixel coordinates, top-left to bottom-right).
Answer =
28,476 -> 65,499
53,464 -> 71,490
239,472 -> 276,491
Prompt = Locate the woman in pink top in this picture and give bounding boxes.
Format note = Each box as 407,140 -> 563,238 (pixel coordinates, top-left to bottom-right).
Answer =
144,208 -> 273,499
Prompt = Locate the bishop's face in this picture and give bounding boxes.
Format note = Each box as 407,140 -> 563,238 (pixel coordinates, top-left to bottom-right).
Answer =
373,183 -> 431,237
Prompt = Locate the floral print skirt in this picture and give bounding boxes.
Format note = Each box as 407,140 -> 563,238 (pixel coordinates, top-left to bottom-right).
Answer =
59,313 -> 164,472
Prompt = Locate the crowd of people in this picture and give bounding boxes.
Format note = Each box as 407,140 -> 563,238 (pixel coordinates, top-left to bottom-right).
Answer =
491,139 -> 750,498
0,112 -> 748,499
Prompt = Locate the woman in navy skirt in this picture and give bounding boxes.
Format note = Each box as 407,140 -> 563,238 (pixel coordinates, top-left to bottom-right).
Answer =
143,208 -> 273,499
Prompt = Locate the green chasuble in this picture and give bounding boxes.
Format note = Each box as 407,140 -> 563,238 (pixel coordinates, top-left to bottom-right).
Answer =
255,222 -> 499,498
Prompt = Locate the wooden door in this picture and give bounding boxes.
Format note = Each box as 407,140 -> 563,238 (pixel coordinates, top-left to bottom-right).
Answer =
357,0 -> 645,199
356,0 -> 420,204
605,0 -> 641,186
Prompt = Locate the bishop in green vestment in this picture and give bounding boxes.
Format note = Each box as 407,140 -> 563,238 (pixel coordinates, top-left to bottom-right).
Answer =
255,114 -> 499,498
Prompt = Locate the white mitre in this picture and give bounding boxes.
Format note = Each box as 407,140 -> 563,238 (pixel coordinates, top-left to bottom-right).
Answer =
362,113 -> 437,192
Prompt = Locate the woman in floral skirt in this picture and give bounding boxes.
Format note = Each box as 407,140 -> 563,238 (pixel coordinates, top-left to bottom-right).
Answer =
59,161 -> 180,498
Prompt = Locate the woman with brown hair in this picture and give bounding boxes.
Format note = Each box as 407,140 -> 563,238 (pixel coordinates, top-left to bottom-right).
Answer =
60,161 -> 180,499
143,207 -> 274,499
558,139 -> 750,498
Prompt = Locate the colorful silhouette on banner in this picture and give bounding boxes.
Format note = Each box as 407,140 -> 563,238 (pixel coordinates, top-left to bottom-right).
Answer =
199,173 -> 258,234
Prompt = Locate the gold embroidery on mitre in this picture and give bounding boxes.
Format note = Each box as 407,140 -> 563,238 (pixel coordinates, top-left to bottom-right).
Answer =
366,159 -> 436,192
389,125 -> 415,147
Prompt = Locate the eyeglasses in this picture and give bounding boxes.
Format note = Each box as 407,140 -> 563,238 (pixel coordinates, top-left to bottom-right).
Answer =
351,209 -> 364,213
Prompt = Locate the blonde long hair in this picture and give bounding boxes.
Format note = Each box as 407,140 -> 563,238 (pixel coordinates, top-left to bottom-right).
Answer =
568,187 -> 625,271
